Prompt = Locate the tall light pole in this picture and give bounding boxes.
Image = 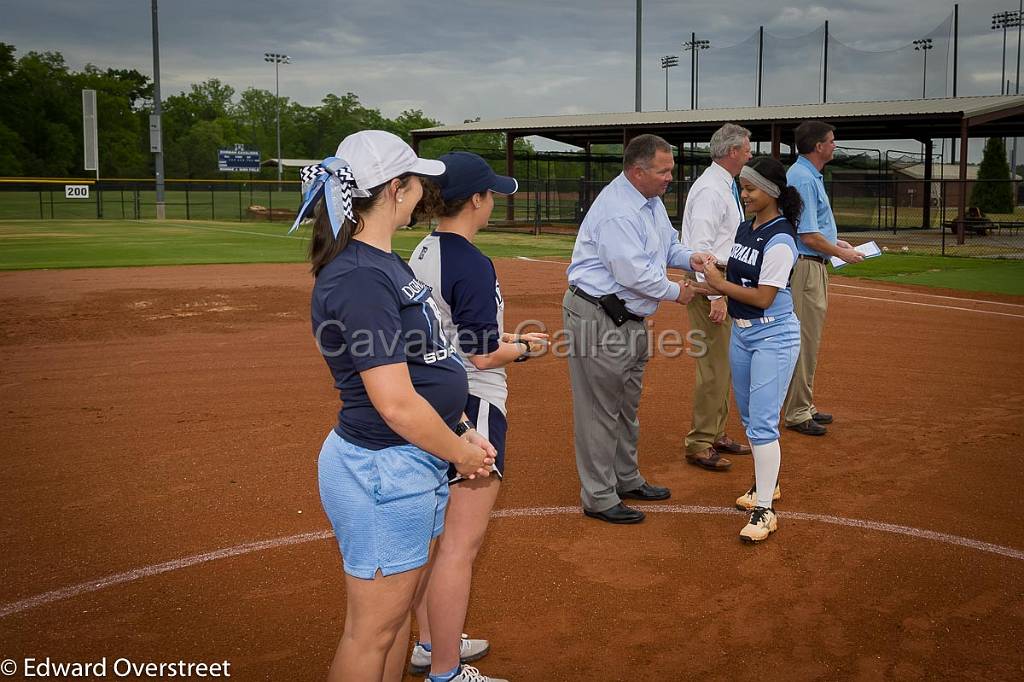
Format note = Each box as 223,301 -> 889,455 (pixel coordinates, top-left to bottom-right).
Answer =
992,11 -> 1022,94
660,55 -> 678,110
682,38 -> 710,109
914,38 -> 934,163
264,52 -> 290,187
913,38 -> 933,99
635,0 -> 642,112
151,0 -> 165,220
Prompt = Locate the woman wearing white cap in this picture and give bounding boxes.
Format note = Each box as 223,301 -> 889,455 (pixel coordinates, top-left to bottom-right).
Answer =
291,131 -> 496,681
404,152 -> 547,682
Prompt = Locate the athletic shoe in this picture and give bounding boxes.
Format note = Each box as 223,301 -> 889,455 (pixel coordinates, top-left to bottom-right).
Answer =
409,635 -> 490,675
446,665 -> 508,682
739,506 -> 778,543
735,483 -> 782,511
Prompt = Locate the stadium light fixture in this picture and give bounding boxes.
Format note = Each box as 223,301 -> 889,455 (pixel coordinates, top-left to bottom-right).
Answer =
913,38 -> 933,99
661,55 -> 679,111
992,10 -> 1023,95
682,39 -> 711,109
264,52 -> 291,186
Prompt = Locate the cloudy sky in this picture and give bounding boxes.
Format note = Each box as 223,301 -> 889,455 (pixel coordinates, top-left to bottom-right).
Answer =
3,0 -> 1021,155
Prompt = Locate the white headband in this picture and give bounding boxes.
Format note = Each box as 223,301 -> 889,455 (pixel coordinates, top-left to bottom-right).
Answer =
740,165 -> 781,199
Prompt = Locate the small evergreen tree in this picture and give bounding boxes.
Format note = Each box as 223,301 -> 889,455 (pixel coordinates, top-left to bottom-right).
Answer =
969,137 -> 1014,213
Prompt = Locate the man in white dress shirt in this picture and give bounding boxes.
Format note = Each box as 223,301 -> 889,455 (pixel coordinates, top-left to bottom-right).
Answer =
679,123 -> 753,472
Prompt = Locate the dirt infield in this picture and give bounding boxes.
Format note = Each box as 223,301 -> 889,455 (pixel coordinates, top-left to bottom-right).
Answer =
1,259 -> 1023,681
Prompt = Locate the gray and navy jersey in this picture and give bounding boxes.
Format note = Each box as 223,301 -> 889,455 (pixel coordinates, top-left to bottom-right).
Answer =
409,232 -> 508,415
725,216 -> 799,320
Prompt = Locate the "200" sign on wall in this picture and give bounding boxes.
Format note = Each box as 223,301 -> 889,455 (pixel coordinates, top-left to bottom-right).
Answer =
65,185 -> 90,199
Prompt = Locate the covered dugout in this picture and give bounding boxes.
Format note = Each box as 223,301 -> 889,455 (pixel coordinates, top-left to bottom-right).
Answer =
412,95 -> 1024,242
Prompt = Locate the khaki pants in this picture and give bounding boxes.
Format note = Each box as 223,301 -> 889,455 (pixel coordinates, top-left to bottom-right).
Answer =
783,258 -> 828,425
684,288 -> 732,455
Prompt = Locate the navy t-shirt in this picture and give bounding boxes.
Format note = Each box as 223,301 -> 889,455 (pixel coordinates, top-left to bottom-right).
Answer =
311,240 -> 469,450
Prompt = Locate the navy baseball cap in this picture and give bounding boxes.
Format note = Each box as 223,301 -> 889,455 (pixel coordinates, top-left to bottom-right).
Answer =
437,151 -> 518,201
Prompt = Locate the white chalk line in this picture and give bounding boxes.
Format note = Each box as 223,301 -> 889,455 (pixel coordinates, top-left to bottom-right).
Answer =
828,282 -> 1024,309
514,256 -> 1023,318
0,530 -> 332,620
162,222 -> 305,241
2,506 -> 1021,620
160,222 -> 416,254
830,293 -> 1024,319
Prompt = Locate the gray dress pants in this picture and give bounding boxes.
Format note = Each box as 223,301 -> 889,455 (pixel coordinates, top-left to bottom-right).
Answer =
562,289 -> 649,513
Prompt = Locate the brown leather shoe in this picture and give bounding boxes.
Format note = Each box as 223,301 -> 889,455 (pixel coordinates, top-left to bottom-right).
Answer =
713,435 -> 752,456
685,447 -> 732,471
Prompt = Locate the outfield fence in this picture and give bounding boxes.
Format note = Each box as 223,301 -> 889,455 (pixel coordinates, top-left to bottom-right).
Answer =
3,177 -> 1022,259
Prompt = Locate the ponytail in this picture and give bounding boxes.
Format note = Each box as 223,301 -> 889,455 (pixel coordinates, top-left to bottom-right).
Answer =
307,176 -> 413,276
778,186 -> 804,229
416,176 -> 473,220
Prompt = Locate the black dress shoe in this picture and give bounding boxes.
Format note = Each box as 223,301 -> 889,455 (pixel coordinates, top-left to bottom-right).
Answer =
583,503 -> 646,524
786,418 -> 827,436
619,482 -> 671,501
811,412 -> 833,425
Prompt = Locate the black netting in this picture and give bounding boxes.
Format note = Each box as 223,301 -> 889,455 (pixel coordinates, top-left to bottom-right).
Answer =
693,31 -> 760,109
761,25 -> 825,106
827,13 -> 954,102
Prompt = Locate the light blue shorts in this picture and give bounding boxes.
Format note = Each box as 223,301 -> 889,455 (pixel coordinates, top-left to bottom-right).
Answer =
318,430 -> 449,579
729,315 -> 801,445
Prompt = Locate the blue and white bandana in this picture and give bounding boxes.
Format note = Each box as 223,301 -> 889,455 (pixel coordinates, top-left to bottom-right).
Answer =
288,156 -> 371,237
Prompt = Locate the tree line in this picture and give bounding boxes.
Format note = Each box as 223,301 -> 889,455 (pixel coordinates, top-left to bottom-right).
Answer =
0,43 -> 535,180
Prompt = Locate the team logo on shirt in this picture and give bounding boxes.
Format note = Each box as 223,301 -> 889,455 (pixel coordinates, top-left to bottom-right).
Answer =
401,278 -> 429,300
730,243 -> 759,266
402,278 -> 459,365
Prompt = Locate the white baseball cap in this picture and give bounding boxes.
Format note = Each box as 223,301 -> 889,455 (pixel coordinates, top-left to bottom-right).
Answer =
336,130 -> 445,191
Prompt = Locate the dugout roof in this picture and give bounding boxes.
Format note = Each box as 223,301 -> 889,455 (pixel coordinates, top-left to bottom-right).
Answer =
411,95 -> 1024,148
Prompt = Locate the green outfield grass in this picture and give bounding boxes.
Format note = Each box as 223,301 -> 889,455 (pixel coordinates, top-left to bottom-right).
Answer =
829,253 -> 1024,296
0,219 -> 1021,296
0,220 -> 578,270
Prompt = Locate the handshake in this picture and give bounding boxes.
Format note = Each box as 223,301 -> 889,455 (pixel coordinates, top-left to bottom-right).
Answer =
676,252 -> 722,304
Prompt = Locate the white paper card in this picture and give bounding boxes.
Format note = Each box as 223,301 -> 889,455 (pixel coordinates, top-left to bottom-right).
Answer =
830,241 -> 882,268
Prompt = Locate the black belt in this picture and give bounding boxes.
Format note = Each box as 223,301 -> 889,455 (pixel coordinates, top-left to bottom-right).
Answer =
569,285 -> 644,323
798,255 -> 826,263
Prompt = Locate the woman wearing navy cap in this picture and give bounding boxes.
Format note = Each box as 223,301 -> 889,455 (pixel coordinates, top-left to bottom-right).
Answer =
292,132 -> 496,681
700,156 -> 803,544
406,152 -> 547,682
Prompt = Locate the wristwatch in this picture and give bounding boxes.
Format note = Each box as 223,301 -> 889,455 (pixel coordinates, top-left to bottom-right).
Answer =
454,420 -> 475,436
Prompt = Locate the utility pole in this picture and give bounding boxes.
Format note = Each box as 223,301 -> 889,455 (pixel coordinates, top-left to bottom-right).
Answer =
660,55 -> 678,110
151,0 -> 165,220
683,37 -> 710,109
635,0 -> 642,112
264,52 -> 290,188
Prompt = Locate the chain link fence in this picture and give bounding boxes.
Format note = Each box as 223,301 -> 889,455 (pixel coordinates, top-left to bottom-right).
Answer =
3,176 -> 1022,258
0,179 -> 301,222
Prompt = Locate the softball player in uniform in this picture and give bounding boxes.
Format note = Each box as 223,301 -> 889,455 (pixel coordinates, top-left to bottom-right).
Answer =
294,131 -> 495,682
701,157 -> 804,543
407,152 -> 546,682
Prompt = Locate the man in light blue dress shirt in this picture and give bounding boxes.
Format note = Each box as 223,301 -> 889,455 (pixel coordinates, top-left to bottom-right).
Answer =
563,134 -> 710,525
783,121 -> 864,436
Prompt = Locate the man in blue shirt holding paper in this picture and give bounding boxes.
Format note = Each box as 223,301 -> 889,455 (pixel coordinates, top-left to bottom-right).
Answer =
564,134 -> 710,524
783,121 -> 864,436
